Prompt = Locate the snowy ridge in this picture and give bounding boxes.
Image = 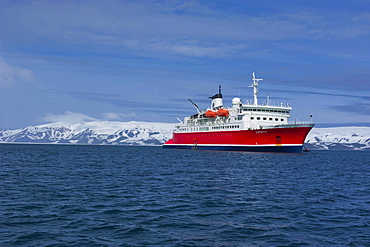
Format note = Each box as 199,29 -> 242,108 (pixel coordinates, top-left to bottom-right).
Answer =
305,127 -> 370,150
0,121 -> 174,146
1,122 -> 370,150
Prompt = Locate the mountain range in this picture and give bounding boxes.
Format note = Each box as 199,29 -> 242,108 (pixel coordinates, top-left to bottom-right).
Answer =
0,121 -> 173,146
1,121 -> 370,150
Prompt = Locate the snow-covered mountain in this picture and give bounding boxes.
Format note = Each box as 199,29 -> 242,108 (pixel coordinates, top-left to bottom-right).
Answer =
305,127 -> 370,150
1,122 -> 370,150
0,121 -> 174,146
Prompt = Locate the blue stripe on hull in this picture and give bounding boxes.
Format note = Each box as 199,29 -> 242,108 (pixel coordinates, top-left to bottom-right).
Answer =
163,144 -> 303,153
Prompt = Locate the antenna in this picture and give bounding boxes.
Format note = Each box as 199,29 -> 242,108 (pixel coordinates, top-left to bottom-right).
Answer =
248,72 -> 263,106
188,98 -> 200,113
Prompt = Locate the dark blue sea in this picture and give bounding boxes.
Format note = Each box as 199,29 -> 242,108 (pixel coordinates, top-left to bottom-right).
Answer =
1,144 -> 369,246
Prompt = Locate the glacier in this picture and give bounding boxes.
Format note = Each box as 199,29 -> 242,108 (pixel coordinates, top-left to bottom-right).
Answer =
1,121 -> 370,150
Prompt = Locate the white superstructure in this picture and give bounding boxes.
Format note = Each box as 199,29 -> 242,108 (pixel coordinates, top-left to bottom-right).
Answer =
175,72 -> 310,133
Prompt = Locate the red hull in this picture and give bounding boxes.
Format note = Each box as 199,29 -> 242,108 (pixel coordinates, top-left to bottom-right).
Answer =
163,126 -> 313,153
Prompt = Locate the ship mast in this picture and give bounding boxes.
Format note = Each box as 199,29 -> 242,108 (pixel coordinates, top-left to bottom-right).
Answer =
249,72 -> 263,106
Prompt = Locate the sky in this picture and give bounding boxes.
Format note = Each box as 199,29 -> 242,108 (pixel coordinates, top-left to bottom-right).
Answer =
1,0 -> 370,129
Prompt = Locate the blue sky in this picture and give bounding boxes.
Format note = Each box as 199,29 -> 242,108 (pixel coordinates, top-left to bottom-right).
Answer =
1,0 -> 370,129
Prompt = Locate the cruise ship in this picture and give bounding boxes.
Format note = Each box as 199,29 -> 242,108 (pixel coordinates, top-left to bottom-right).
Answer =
163,72 -> 314,153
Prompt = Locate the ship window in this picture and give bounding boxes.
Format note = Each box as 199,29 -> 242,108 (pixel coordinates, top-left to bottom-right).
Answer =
281,119 -> 284,121
257,109 -> 261,111
257,117 -> 261,120
251,117 -> 254,120
275,118 -> 278,121
253,109 -> 256,111
269,118 -> 272,121
263,117 -> 267,120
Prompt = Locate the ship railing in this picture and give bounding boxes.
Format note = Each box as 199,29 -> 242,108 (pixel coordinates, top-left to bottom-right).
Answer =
287,120 -> 312,125
186,118 -> 229,127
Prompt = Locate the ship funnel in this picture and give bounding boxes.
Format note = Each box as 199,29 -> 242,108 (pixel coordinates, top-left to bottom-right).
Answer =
209,85 -> 223,110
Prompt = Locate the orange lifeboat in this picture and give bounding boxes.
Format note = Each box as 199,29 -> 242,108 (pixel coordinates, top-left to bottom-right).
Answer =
205,110 -> 217,118
217,109 -> 229,117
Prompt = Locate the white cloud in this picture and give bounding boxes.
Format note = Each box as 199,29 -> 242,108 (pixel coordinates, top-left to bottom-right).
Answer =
42,111 -> 139,124
42,111 -> 96,124
102,112 -> 122,120
102,112 -> 138,120
119,112 -> 138,118
0,58 -> 35,88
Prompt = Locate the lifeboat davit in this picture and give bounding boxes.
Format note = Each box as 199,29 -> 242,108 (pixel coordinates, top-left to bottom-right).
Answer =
205,110 -> 217,118
217,109 -> 229,117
